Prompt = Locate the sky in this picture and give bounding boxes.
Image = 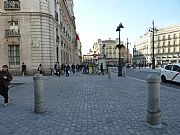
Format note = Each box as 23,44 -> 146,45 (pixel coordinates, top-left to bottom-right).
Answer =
73,0 -> 180,55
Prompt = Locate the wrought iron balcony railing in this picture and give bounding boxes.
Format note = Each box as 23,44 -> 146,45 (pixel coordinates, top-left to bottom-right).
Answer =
5,29 -> 20,37
4,1 -> 20,10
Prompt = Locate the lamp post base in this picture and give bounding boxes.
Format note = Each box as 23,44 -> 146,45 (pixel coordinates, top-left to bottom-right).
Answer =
152,59 -> 155,69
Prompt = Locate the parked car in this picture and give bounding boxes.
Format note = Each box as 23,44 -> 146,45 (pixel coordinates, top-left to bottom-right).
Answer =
161,63 -> 180,83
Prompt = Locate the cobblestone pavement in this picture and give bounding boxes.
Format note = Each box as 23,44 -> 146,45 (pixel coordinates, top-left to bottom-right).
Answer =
0,73 -> 180,135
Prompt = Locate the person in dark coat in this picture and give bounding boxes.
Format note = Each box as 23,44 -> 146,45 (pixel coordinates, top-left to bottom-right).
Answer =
54,62 -> 61,76
0,65 -> 13,105
21,62 -> 27,76
38,64 -> 43,74
71,63 -> 75,74
65,64 -> 70,77
99,63 -> 104,75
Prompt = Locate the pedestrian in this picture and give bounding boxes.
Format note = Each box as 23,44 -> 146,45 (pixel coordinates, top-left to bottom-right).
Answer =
54,62 -> 61,77
65,64 -> 70,77
38,64 -> 43,74
99,63 -> 104,75
71,63 -> 75,74
122,64 -> 127,77
21,62 -> 26,76
0,65 -> 13,105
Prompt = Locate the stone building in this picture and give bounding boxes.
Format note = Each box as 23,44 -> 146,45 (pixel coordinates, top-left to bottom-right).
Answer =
0,0 -> 81,75
91,38 -> 131,66
133,24 -> 180,67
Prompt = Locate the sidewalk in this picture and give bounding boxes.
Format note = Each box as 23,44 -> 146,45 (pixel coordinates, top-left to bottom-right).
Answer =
0,73 -> 180,135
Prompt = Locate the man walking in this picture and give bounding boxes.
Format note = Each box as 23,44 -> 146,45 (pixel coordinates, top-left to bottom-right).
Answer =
54,62 -> 61,77
99,63 -> 104,75
22,62 -> 26,76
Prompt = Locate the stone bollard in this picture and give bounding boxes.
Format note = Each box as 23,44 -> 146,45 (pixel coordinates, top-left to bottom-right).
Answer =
108,67 -> 111,79
33,74 -> 45,113
146,74 -> 161,127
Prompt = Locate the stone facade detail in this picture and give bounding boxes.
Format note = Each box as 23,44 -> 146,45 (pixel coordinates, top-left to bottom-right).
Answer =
0,0 -> 81,75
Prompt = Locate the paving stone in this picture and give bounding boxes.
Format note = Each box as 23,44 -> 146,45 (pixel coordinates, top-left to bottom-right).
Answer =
0,73 -> 180,134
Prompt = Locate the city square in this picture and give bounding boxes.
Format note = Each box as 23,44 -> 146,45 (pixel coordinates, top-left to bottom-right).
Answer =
0,0 -> 180,135
0,69 -> 180,135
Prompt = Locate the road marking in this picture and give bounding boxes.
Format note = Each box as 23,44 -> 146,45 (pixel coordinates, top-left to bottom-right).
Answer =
127,76 -> 180,91
171,72 -> 180,81
127,76 -> 146,82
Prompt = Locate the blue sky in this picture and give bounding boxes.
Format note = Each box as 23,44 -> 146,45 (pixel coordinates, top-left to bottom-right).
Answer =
73,0 -> 180,54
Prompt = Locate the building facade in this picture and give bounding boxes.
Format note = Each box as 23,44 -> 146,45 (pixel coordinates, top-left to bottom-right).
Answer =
133,24 -> 180,67
0,0 -> 81,75
91,38 -> 131,66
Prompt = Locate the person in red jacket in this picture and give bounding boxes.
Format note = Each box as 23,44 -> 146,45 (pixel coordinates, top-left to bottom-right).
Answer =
0,65 -> 13,105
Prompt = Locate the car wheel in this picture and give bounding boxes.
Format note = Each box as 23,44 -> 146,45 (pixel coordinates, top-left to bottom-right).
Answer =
161,75 -> 167,83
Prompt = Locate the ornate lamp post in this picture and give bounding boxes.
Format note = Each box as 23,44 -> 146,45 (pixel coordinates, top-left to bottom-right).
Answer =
116,22 -> 124,76
149,20 -> 158,69
125,38 -> 130,63
102,44 -> 106,58
56,35 -> 60,62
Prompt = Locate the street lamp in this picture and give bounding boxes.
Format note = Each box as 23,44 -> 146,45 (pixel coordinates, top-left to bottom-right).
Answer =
102,44 -> 106,58
116,22 -> 124,76
56,35 -> 60,62
125,38 -> 130,63
149,20 -> 158,69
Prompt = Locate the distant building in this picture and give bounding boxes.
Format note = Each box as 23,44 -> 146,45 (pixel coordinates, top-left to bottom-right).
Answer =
133,24 -> 180,67
88,38 -> 131,66
0,0 -> 81,75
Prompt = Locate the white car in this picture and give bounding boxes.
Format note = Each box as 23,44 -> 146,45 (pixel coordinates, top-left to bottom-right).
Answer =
161,63 -> 180,83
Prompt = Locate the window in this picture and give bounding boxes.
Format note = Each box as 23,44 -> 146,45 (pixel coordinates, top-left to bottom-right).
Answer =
163,36 -> 165,40
8,45 -> 20,66
165,65 -> 172,70
163,42 -> 165,47
6,21 -> 19,36
172,65 -> 180,72
168,41 -> 170,46
168,35 -> 170,40
9,21 -> 18,29
168,48 -> 170,53
174,47 -> 176,53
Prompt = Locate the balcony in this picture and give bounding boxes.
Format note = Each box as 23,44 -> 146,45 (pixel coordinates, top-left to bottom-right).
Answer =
5,29 -> 20,37
4,1 -> 20,10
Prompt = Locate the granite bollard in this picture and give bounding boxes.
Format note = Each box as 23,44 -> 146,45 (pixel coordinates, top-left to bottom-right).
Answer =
146,74 -> 161,127
108,67 -> 111,79
33,74 -> 45,113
